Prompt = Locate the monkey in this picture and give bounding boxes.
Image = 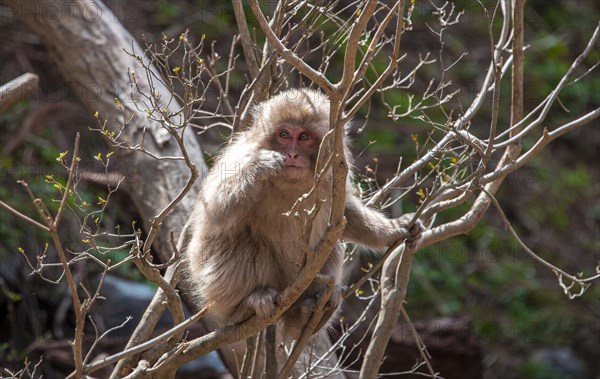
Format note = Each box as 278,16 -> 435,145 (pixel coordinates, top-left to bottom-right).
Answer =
186,88 -> 423,342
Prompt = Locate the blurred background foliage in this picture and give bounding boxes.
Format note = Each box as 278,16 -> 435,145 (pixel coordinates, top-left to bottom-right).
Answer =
0,0 -> 598,378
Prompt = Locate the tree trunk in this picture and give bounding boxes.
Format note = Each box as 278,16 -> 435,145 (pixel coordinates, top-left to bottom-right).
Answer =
2,0 -> 206,261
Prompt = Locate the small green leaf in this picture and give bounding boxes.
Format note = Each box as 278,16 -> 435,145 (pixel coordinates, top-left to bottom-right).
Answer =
57,151 -> 68,162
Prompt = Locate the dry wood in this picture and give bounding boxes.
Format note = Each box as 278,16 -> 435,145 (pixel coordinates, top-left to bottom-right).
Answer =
2,0 -> 207,262
0,72 -> 38,113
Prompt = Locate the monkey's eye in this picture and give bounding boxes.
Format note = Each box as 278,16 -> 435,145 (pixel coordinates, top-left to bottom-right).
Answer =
279,130 -> 291,139
299,132 -> 310,141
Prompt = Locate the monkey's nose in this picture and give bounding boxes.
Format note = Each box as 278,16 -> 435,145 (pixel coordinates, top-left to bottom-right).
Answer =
287,152 -> 299,159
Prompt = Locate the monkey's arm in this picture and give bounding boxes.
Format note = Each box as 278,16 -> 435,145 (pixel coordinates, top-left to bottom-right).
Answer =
200,143 -> 284,229
343,195 -> 422,250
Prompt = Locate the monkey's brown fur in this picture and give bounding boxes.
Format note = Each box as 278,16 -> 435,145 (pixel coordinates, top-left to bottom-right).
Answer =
187,88 -> 420,339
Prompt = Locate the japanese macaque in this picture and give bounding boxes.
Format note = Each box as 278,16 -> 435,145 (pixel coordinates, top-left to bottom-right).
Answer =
186,88 -> 422,340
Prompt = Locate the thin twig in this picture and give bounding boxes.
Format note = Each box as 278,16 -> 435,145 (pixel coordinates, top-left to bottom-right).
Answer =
482,188 -> 598,297
232,0 -> 260,78
240,335 -> 258,379
248,0 -> 334,94
400,308 -> 439,378
0,201 -> 51,232
81,304 -> 212,376
54,133 -> 80,228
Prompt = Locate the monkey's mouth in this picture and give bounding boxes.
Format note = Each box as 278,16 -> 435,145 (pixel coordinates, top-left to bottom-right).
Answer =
284,162 -> 307,168
283,165 -> 309,180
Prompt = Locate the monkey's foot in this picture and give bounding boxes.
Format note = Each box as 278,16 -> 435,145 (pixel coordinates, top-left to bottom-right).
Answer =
282,298 -> 316,340
298,284 -> 344,314
247,287 -> 278,318
327,284 -> 346,309
311,286 -> 345,336
299,297 -> 318,313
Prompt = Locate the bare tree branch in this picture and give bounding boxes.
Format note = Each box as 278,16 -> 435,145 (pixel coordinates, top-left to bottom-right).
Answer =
0,72 -> 38,113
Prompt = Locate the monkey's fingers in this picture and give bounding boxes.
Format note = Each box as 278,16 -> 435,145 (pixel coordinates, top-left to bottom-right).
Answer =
405,220 -> 425,249
256,150 -> 286,178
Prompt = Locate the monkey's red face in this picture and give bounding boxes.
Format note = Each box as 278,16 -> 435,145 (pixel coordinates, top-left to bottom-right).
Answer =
274,126 -> 318,180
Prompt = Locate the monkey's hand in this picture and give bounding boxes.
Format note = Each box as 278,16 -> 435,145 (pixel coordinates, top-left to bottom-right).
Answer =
246,287 -> 279,318
393,213 -> 425,250
255,150 -> 286,180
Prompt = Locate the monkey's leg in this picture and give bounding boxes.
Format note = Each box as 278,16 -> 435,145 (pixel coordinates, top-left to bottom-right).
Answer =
281,296 -> 317,340
302,247 -> 346,336
282,275 -> 345,340
239,287 -> 279,319
309,282 -> 347,335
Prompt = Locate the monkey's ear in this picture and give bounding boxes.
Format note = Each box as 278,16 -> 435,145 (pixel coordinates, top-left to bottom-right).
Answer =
344,120 -> 361,136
